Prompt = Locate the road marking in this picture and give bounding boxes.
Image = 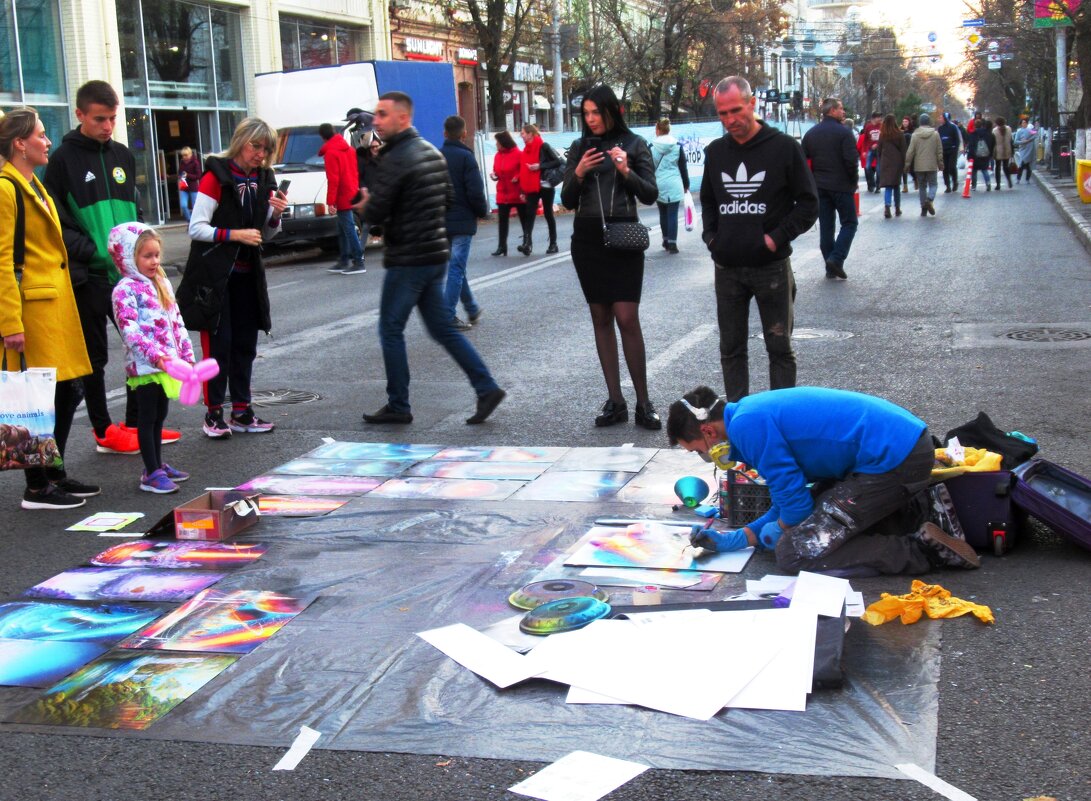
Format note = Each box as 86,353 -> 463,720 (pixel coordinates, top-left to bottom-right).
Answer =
622,322 -> 717,389
269,279 -> 303,292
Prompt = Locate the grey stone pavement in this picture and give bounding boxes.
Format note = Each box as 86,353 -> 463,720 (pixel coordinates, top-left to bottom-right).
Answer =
1034,163 -> 1091,255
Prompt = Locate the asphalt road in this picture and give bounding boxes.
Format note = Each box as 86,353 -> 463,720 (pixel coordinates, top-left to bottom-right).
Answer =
1,179 -> 1089,801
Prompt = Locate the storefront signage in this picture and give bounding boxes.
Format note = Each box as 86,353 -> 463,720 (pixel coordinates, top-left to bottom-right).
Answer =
405,37 -> 444,61
457,47 -> 479,66
513,61 -> 544,83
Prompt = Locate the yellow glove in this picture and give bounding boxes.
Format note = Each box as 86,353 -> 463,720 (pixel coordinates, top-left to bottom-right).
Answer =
862,579 -> 994,626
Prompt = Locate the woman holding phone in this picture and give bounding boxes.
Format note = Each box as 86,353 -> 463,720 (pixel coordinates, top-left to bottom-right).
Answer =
560,85 -> 660,430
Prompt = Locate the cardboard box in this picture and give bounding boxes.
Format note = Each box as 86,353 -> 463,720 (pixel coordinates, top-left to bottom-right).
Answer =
174,491 -> 260,541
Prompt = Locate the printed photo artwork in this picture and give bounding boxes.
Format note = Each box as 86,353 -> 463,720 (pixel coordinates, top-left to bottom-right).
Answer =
564,523 -> 752,573
235,474 -> 382,496
256,495 -> 348,517
24,568 -> 226,603
404,460 -> 548,481
272,458 -> 416,478
512,471 -> 634,503
90,541 -> 267,570
66,512 -> 145,533
120,589 -> 313,655
0,600 -> 166,646
7,651 -> 239,730
430,446 -> 569,463
0,639 -> 107,688
370,477 -> 525,501
303,441 -> 443,461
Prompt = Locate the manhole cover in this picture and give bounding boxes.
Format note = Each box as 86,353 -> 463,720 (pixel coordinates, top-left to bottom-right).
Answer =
750,328 -> 854,341
997,327 -> 1091,343
251,389 -> 323,407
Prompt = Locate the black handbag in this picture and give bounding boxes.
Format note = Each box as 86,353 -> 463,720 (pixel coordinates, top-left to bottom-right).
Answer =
594,173 -> 649,252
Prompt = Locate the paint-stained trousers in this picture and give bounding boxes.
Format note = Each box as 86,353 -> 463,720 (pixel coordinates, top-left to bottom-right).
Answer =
774,431 -> 935,577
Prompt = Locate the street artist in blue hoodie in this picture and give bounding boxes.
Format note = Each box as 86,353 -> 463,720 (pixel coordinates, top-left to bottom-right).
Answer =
666,386 -> 981,577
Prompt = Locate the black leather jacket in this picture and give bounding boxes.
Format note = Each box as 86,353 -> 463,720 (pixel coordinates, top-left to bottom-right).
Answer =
560,130 -> 657,219
363,127 -> 452,267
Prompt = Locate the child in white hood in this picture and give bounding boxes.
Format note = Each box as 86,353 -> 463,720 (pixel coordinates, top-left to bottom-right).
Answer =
109,223 -> 195,493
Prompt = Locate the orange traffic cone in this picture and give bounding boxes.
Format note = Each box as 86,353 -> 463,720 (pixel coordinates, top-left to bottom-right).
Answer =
962,158 -> 973,198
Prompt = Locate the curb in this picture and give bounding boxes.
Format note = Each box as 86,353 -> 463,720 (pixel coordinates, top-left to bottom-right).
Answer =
1035,176 -> 1091,257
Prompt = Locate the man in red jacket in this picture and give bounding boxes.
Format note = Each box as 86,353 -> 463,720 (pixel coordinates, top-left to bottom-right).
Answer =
319,123 -> 366,275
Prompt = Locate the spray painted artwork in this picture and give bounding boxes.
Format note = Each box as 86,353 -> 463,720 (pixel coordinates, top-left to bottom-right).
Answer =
512,471 -> 634,503
430,446 -> 568,463
303,441 -> 442,461
404,460 -> 548,481
256,495 -> 348,517
235,474 -> 382,496
119,589 -> 313,654
0,600 -> 166,646
7,650 -> 239,729
549,447 -> 657,473
90,541 -> 267,570
564,523 -> 752,573
0,639 -> 108,687
272,458 -> 416,478
23,568 -> 226,603
370,477 -> 525,501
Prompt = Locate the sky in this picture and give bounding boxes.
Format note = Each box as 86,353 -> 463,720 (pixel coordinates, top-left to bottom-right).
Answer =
861,1 -> 974,73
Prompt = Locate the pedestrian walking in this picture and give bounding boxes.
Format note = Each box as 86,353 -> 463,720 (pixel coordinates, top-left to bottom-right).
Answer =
650,118 -> 690,254
176,117 -> 288,438
1013,118 -> 1036,184
319,122 -> 366,275
992,117 -> 1014,190
801,97 -> 858,279
489,131 -> 523,257
440,115 -> 488,331
0,107 -> 96,510
177,146 -> 201,221
517,124 -> 560,255
857,112 -> 882,193
699,76 -> 817,402
936,112 -> 961,192
905,114 -> 943,217
356,91 -> 505,426
877,114 -> 906,218
559,84 -> 661,429
108,223 -> 193,494
967,119 -> 995,192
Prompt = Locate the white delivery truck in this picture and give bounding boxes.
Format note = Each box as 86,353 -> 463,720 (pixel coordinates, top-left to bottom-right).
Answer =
254,60 -> 458,250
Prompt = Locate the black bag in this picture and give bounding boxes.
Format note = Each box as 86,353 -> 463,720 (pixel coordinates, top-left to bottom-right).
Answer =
594,174 -> 649,252
943,411 -> 1038,470
539,143 -> 564,188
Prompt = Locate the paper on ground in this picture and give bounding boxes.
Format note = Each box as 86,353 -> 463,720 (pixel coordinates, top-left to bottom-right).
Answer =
578,566 -> 704,589
845,590 -> 864,617
417,622 -> 545,688
792,571 -> 849,617
746,575 -> 795,597
895,763 -> 978,801
272,725 -> 321,770
508,750 -> 649,801
67,512 -> 144,532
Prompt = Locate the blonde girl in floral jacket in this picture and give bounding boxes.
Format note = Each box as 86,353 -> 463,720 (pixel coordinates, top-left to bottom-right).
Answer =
109,222 -> 194,493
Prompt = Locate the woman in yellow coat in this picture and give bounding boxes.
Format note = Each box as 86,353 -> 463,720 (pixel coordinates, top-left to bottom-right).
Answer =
0,107 -> 95,509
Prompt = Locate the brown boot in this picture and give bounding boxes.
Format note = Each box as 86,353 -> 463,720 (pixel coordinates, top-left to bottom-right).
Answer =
884,205 -> 892,219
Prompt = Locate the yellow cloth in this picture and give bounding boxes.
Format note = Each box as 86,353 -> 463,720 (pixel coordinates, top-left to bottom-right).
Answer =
930,446 -> 1004,480
862,579 -> 995,626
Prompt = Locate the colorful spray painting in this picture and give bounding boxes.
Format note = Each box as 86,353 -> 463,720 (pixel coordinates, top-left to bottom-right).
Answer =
256,495 -> 349,517
370,477 -> 526,501
0,639 -> 107,687
303,441 -> 442,461
90,541 -> 267,570
512,471 -> 634,502
430,446 -> 568,463
120,589 -> 313,654
0,600 -> 166,646
564,523 -> 753,573
23,568 -> 226,603
7,651 -> 239,729
235,474 -> 382,496
404,460 -> 548,481
272,458 -> 416,478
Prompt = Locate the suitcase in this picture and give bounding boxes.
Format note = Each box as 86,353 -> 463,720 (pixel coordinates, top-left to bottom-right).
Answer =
941,472 -> 1019,556
1011,458 -> 1091,552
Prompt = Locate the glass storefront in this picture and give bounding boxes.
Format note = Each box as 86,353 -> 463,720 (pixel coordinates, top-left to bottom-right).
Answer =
0,0 -> 68,157
280,16 -> 367,71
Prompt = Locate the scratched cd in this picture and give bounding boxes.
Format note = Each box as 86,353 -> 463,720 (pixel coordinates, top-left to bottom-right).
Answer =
508,580 -> 609,611
519,596 -> 611,636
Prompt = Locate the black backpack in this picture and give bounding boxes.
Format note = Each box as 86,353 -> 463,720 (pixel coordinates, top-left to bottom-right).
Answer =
944,412 -> 1039,470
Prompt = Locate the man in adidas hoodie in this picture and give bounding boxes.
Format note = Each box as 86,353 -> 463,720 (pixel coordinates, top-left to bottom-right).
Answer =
700,76 -> 818,403
43,80 -> 154,455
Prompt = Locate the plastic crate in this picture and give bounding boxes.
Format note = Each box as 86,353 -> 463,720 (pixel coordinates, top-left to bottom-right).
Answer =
719,470 -> 772,526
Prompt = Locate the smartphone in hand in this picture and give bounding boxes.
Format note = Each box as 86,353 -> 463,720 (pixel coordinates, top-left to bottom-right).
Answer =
277,179 -> 291,195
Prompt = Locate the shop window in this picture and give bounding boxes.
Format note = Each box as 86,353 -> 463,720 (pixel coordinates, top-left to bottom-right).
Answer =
211,7 -> 245,108
0,1 -> 18,103
142,0 -> 215,106
118,0 -> 149,104
0,0 -> 66,104
280,19 -> 300,71
280,16 -> 366,70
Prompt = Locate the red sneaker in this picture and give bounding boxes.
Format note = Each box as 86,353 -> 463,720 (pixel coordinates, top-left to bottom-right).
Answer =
120,423 -> 182,445
94,423 -> 140,454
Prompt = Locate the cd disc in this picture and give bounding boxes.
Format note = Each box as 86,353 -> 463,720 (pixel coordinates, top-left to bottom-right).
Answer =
519,596 -> 611,636
508,579 -> 609,611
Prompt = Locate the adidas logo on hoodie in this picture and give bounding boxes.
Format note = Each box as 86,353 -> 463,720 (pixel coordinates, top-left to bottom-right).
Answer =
719,164 -> 767,215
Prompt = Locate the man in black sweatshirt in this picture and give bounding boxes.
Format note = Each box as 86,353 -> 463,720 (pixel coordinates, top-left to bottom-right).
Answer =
801,97 -> 858,279
700,76 -> 818,402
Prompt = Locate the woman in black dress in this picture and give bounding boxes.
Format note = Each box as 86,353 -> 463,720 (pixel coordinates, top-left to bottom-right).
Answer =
560,86 -> 660,429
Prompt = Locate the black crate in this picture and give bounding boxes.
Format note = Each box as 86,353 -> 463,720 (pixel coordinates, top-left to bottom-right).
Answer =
719,470 -> 772,526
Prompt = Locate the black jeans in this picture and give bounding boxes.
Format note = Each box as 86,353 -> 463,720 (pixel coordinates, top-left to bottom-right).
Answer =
202,271 -> 260,411
714,258 -> 796,402
942,149 -> 959,190
24,378 -> 82,491
994,158 -> 1012,188
538,186 -> 558,245
73,279 -> 138,433
495,203 -> 523,250
774,431 -> 934,577
134,382 -> 169,475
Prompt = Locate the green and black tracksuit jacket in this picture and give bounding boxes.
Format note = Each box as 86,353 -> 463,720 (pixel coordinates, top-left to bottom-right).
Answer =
43,128 -> 141,287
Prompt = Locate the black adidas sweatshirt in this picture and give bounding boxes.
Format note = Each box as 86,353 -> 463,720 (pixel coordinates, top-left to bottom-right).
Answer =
700,121 -> 818,268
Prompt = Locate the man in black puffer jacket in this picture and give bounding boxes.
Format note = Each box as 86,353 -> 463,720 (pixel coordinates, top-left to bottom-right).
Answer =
356,92 -> 505,426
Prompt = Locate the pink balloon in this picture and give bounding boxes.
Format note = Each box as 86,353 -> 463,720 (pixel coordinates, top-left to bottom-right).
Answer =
166,357 -> 220,405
